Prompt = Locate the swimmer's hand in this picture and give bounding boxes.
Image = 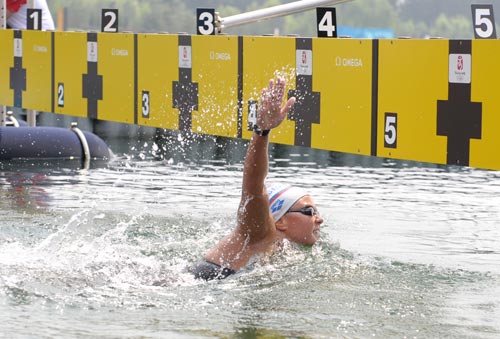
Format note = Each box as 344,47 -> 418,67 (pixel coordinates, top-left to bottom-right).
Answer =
257,77 -> 296,131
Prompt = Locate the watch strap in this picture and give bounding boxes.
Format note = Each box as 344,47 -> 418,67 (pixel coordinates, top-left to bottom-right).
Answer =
253,125 -> 270,136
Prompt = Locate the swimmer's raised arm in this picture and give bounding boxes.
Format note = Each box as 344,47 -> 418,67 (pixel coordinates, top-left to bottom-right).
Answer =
201,77 -> 295,273
238,77 -> 295,239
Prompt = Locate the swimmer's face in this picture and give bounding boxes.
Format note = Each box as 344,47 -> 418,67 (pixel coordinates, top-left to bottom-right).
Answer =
276,195 -> 323,246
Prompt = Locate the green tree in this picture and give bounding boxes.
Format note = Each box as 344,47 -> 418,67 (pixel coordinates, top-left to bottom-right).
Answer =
430,14 -> 471,39
47,0 -> 495,38
338,0 -> 398,28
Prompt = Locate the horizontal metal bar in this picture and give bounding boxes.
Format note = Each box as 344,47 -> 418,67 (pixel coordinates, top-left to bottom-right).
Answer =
219,0 -> 353,31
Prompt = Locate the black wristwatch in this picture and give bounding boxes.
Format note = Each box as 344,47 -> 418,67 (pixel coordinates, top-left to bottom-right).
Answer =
253,125 -> 270,136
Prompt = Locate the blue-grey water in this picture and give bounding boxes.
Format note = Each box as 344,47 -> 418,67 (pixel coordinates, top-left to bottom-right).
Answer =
1,134 -> 499,339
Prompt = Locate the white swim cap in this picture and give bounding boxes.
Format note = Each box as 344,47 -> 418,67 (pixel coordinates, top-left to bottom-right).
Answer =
267,185 -> 308,222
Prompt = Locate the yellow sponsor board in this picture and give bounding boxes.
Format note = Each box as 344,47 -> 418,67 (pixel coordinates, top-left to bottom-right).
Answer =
191,35 -> 239,137
242,36 -> 296,144
0,30 -> 14,106
136,34 -> 179,129
378,39 -> 448,164
22,30 -> 52,112
98,32 -> 135,123
312,38 -> 372,155
2,29 -> 500,171
470,40 -> 500,170
53,31 -> 88,118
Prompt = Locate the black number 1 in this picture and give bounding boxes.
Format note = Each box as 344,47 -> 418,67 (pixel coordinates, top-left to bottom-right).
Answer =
27,9 -> 42,30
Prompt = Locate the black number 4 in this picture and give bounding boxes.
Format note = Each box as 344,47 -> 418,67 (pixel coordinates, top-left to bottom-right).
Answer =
316,8 -> 337,38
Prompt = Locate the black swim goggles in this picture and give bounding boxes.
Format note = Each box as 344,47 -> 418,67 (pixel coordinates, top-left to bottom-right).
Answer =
286,206 -> 320,217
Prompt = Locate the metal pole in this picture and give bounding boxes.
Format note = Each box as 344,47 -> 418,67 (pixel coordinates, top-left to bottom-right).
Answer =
1,0 -> 6,127
219,0 -> 353,32
0,0 -> 35,28
0,0 -> 5,29
1,106 -> 6,127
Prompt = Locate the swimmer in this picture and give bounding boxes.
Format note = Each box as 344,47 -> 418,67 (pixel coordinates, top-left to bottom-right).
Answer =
191,76 -> 324,280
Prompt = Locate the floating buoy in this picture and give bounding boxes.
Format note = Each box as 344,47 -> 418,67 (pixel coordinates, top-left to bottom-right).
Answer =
0,120 -> 111,167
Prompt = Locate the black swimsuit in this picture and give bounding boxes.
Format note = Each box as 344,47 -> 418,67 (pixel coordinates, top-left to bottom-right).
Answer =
190,260 -> 236,281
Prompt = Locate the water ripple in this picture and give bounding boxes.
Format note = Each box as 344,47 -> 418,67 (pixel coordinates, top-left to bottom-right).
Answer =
1,150 -> 499,338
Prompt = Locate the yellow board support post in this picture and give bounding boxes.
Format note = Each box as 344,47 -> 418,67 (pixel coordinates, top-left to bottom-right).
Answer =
57,7 -> 66,32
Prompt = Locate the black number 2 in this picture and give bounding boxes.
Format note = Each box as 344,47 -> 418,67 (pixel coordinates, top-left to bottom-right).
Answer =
102,9 -> 119,33
57,83 -> 64,107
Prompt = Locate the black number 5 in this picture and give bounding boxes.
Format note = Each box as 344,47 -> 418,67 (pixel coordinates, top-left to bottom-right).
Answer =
471,5 -> 497,39
384,113 -> 397,148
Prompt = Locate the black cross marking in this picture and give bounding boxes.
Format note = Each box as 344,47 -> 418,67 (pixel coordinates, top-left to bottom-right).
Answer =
437,40 -> 482,166
82,32 -> 103,119
9,30 -> 26,107
287,38 -> 321,147
172,35 -> 198,133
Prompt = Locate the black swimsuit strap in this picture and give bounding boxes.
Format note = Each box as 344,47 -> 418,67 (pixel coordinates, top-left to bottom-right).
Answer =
190,260 -> 236,281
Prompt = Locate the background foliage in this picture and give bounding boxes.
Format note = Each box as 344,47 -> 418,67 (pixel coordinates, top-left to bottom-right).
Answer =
47,0 -> 499,38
